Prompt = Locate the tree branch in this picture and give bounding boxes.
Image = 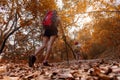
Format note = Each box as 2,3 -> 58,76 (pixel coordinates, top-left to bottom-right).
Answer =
0,27 -> 21,54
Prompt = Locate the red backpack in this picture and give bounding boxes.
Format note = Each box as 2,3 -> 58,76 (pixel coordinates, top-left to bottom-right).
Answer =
42,11 -> 53,26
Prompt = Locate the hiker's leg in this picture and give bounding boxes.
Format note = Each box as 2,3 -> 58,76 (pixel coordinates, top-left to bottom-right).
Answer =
43,35 -> 57,62
28,36 -> 49,67
34,36 -> 49,55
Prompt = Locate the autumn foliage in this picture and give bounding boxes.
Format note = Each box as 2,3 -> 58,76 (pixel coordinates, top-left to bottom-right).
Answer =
0,0 -> 120,62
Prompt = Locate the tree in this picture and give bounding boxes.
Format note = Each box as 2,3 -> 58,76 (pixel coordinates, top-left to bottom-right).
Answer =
0,0 -> 57,54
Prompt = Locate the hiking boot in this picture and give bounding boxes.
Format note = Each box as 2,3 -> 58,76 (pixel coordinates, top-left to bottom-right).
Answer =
28,55 -> 36,67
43,61 -> 51,66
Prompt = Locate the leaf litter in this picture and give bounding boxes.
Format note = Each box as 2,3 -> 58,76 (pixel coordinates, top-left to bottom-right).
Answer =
0,59 -> 120,80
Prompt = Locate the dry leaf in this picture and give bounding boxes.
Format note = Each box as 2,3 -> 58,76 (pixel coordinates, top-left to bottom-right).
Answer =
0,66 -> 7,73
94,67 -> 112,80
0,55 -> 3,62
37,75 -> 49,80
71,71 -> 80,78
58,73 -> 73,79
3,76 -> 19,80
24,71 -> 40,79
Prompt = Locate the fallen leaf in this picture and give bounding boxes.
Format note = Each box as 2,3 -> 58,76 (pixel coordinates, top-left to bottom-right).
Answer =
24,71 -> 40,79
3,76 -> 19,80
0,65 -> 7,73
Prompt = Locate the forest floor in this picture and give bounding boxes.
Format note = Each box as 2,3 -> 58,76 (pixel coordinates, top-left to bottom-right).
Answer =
0,59 -> 120,80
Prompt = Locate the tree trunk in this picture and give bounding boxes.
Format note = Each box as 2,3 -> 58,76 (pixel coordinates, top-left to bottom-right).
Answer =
0,27 -> 21,54
62,35 -> 76,60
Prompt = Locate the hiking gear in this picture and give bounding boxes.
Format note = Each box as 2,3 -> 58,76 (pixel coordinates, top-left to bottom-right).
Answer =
42,11 -> 53,26
43,61 -> 51,66
42,10 -> 57,27
28,55 -> 36,67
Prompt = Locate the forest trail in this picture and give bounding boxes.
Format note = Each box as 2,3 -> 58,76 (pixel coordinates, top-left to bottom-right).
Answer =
0,59 -> 120,80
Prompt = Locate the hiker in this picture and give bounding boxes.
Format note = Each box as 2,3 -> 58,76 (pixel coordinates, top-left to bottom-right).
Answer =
74,42 -> 82,60
29,10 -> 61,67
